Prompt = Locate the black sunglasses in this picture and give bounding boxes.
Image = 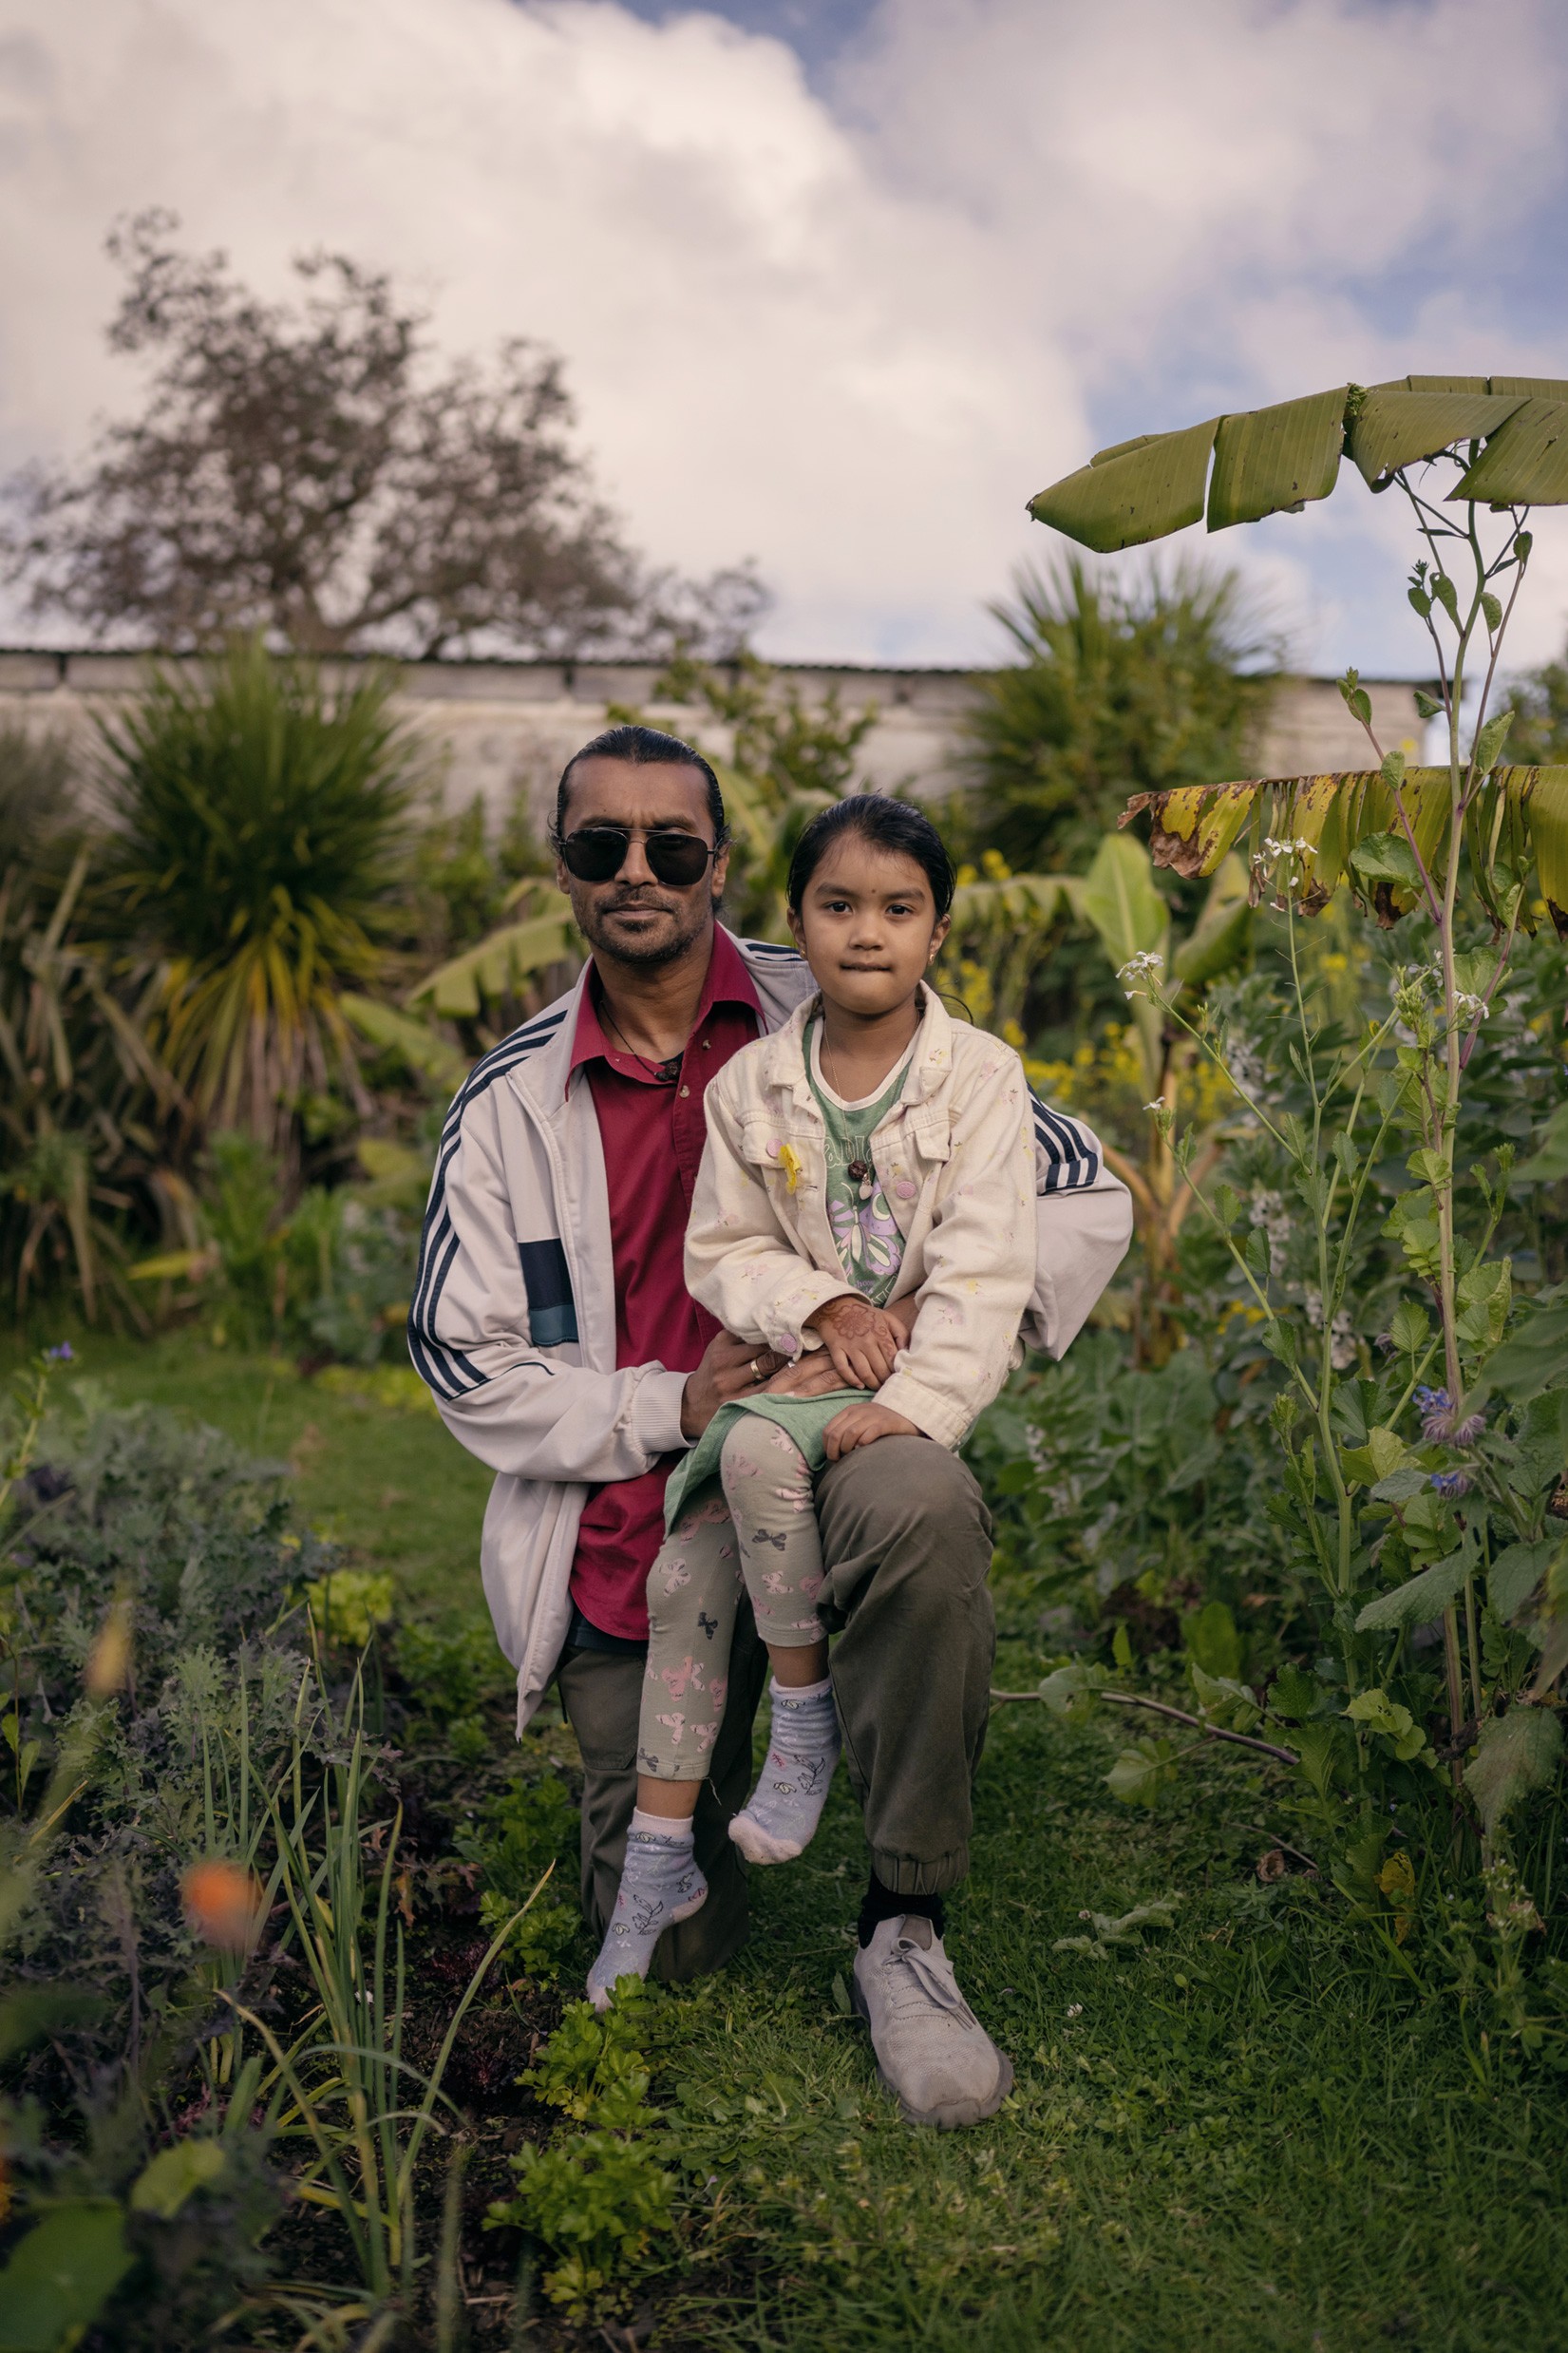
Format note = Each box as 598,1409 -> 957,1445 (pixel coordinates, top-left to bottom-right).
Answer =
559,825 -> 719,887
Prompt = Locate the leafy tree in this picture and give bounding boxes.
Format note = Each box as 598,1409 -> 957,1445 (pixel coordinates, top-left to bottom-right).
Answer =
3,213 -> 764,660
964,556 -> 1280,875
98,636 -> 423,1148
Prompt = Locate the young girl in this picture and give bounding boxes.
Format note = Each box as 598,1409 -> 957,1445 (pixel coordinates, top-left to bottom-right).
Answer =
587,797 -> 1037,2008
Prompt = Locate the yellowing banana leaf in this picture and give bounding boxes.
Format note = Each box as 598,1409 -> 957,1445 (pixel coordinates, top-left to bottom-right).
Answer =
1207,387 -> 1345,530
1123,763 -> 1568,932
1028,416 -> 1219,552
409,908 -> 581,1018
1119,780 -> 1257,877
1349,386 -> 1525,487
1452,397 -> 1568,505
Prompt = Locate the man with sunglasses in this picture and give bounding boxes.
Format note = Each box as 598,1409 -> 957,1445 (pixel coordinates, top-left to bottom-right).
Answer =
411,723 -> 1129,2130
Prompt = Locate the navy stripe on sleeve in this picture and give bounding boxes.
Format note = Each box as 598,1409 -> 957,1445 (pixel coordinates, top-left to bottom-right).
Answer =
407,1005 -> 572,1395
1030,1091 -> 1101,1192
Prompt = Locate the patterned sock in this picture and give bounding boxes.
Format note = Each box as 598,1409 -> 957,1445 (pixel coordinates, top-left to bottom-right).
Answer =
587,1810 -> 707,2011
728,1677 -> 841,1866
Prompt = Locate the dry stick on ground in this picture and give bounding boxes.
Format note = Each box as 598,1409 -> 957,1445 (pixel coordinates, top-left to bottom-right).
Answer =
989,1688 -> 1300,1768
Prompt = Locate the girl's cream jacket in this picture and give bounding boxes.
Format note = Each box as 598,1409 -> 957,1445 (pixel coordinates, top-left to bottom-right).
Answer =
685,984 -> 1037,1450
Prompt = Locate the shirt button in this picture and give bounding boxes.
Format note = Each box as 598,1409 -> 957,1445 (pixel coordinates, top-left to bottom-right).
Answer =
679,1086 -> 690,1097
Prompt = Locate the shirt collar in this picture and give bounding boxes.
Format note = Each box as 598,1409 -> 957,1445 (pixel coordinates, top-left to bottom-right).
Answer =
567,925 -> 762,1091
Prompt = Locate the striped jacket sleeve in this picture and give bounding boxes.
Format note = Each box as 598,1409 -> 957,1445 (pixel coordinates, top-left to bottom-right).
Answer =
406,1017 -> 689,1483
1022,1092 -> 1132,1359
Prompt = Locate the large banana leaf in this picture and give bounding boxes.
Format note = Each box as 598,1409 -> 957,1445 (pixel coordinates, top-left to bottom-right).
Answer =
1171,854 -> 1252,985
1077,833 -> 1169,1084
409,907 -> 581,1018
340,994 -> 470,1091
1030,376 -> 1568,548
1027,417 -> 1219,552
1454,397 -> 1568,505
1123,764 -> 1568,935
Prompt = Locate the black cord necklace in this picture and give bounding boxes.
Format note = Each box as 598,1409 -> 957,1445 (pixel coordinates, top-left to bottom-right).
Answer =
603,1002 -> 682,1083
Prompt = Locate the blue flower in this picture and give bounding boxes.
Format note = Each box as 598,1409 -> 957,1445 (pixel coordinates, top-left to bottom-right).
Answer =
1428,1470 -> 1471,1498
44,1342 -> 74,1364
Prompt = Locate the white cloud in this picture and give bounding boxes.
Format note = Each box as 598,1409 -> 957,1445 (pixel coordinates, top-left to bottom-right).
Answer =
1,0 -> 1567,670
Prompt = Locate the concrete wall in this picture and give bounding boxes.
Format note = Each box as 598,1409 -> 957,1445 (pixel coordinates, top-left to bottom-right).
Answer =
0,649 -> 1431,835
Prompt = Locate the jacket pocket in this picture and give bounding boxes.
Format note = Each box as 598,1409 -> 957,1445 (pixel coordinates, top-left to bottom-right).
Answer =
904,1108 -> 953,1168
738,1111 -> 819,1192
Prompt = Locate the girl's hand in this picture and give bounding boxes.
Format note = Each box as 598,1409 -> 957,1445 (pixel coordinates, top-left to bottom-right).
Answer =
803,1293 -> 903,1388
822,1402 -> 920,1459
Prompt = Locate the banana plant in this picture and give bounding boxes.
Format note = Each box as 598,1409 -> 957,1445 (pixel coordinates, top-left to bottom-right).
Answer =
1030,372 -> 1568,1402
1072,834 -> 1252,1361
1030,372 -> 1568,1804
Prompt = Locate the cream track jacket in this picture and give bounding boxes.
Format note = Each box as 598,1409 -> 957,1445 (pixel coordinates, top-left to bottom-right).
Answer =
408,932 -> 1131,1732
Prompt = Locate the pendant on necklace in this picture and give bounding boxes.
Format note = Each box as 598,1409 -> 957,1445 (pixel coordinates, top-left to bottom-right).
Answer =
847,1157 -> 874,1200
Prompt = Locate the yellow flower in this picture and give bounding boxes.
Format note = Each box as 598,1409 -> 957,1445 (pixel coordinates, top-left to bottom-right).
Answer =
778,1143 -> 804,1193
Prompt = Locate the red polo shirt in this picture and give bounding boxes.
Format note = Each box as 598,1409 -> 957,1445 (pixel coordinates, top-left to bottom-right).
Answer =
568,929 -> 763,1641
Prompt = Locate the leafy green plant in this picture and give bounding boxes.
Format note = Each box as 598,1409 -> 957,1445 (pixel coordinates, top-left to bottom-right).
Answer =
1024,373 -> 1568,1973
487,1984 -> 676,2314
133,1128 -> 426,1363
0,845 -> 186,1324
98,635 -> 425,1149
455,1774 -> 582,1983
232,1682 -> 539,2318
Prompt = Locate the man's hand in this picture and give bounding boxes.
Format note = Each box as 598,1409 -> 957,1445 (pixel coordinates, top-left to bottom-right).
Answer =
803,1293 -> 904,1389
680,1331 -> 783,1439
822,1401 -> 921,1459
758,1350 -> 848,1401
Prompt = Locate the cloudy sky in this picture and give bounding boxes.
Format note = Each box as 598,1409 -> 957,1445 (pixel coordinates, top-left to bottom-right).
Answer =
3,0 -> 1567,672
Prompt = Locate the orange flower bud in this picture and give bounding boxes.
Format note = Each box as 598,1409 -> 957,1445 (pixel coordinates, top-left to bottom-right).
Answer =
181,1859 -> 265,1953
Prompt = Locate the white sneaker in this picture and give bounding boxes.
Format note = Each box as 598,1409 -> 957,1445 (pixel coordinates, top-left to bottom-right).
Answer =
851,1913 -> 1013,2129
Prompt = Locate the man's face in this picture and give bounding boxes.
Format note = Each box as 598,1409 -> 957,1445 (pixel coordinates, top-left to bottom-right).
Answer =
555,757 -> 729,971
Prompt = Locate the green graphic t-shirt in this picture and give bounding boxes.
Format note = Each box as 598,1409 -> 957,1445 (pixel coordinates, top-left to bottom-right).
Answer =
804,1015 -> 913,1306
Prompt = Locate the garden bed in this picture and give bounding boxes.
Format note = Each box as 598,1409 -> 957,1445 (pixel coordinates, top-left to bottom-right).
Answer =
3,1337 -> 1563,2352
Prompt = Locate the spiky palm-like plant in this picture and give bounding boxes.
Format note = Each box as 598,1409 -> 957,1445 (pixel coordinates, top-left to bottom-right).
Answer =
100,636 -> 424,1149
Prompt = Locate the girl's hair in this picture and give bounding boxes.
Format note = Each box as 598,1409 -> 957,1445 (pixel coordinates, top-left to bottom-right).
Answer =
786,795 -> 955,920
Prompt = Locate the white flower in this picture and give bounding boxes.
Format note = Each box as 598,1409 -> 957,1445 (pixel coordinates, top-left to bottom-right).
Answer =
1118,948 -> 1165,999
1455,992 -> 1489,1024
1067,2002 -> 1084,2019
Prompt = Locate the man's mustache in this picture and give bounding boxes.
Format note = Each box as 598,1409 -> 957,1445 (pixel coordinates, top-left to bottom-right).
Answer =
601,890 -> 679,914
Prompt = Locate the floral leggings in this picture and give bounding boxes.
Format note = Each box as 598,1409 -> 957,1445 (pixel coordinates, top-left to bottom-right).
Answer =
638,1414 -> 825,1780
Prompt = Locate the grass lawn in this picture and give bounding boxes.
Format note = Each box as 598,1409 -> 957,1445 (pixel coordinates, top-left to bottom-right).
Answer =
28,1334 -> 1564,2353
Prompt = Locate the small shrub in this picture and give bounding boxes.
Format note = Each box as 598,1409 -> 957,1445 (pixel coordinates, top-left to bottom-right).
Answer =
488,1986 -> 676,2314
456,1775 -> 582,1983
